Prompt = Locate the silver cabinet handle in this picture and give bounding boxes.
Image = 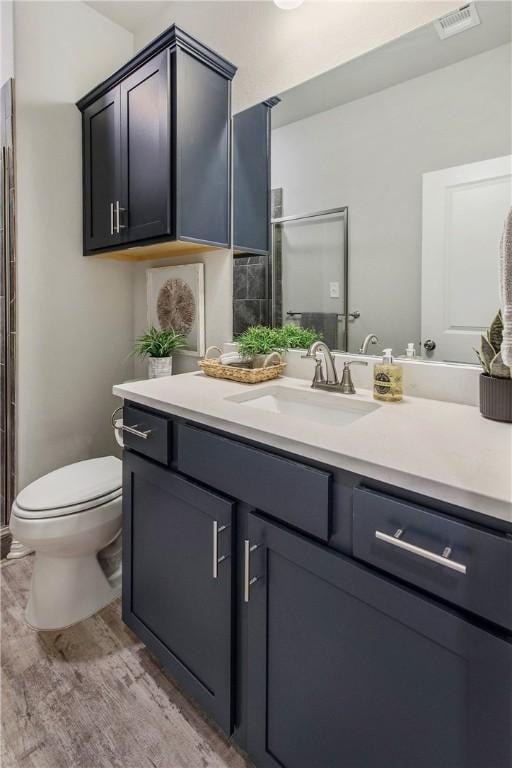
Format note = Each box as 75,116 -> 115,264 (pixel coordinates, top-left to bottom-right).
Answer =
118,423 -> 152,440
110,407 -> 151,439
110,202 -> 114,236
212,520 -> 230,579
375,529 -> 467,574
115,201 -> 127,234
244,539 -> 260,602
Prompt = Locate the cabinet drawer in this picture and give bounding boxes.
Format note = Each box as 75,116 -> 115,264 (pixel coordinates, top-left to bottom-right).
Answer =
123,404 -> 171,464
178,424 -> 331,540
353,488 -> 512,630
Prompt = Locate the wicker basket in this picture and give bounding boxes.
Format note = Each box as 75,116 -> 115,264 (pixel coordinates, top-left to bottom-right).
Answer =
198,347 -> 286,384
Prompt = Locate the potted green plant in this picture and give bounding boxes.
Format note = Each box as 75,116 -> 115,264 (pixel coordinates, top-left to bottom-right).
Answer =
236,325 -> 321,368
476,310 -> 512,422
133,326 -> 186,378
274,325 -> 322,351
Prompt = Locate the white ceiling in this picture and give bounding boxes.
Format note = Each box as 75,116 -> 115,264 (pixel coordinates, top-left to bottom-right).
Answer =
273,1 -> 511,128
85,1 -> 170,33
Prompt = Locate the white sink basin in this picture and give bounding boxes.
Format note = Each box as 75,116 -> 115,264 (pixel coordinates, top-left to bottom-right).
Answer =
226,385 -> 380,427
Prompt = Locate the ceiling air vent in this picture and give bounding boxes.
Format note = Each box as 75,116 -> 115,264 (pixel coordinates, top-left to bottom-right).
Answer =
434,4 -> 481,39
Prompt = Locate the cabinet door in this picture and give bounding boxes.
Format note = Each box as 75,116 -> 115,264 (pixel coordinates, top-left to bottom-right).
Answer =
246,513 -> 512,768
233,102 -> 272,254
123,452 -> 234,733
120,51 -> 171,244
83,87 -> 122,251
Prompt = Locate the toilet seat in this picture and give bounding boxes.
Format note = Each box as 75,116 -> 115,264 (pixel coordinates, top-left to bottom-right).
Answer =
14,456 -> 122,520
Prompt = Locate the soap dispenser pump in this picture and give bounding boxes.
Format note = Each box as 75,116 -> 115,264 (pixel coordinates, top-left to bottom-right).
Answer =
373,349 -> 403,402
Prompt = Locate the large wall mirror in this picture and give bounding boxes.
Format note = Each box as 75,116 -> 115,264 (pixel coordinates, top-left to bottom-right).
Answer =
233,1 -> 512,364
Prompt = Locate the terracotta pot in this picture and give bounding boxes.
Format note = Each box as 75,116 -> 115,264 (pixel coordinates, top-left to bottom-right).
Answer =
148,356 -> 173,378
479,374 -> 512,423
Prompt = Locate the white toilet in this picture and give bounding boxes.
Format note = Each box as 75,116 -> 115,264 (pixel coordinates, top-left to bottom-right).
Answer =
10,456 -> 122,631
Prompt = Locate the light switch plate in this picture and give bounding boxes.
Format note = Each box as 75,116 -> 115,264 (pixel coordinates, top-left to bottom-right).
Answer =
329,282 -> 340,298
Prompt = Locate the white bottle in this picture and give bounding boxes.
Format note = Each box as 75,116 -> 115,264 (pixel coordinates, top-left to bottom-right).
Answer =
405,342 -> 416,358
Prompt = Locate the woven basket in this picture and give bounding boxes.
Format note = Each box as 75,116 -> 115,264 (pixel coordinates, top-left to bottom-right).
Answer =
198,347 -> 286,384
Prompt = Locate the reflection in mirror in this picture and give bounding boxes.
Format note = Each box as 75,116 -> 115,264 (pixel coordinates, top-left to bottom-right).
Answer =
272,207 -> 348,350
233,1 -> 512,364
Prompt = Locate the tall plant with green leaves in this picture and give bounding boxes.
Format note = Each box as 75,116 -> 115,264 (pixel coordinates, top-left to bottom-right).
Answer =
133,327 -> 187,358
475,311 -> 511,378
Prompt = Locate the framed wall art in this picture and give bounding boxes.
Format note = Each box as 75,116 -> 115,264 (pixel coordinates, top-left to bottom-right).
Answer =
147,263 -> 205,356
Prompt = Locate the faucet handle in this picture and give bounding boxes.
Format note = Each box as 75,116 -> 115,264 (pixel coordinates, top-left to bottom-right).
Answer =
340,359 -> 368,394
312,358 -> 325,385
344,360 -> 368,368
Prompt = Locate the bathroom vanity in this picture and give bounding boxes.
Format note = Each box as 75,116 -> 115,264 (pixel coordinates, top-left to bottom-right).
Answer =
114,373 -> 512,768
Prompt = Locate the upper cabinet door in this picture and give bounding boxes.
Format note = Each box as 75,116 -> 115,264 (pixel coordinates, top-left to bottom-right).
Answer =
246,513 -> 512,768
233,100 -> 278,255
83,87 -> 122,251
120,51 -> 171,244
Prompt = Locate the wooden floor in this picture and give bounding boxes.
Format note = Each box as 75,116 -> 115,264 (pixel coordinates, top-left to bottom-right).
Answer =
1,557 -> 252,768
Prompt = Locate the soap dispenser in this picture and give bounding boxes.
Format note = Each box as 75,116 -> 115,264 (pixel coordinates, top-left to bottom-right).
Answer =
373,349 -> 403,402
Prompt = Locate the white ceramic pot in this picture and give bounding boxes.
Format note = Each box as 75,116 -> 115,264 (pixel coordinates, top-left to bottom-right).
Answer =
148,356 -> 173,378
252,351 -> 282,369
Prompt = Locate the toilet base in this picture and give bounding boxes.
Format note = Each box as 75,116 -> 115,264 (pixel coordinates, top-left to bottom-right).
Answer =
26,552 -> 121,631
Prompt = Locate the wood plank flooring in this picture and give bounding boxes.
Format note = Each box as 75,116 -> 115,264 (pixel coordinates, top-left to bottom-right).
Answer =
1,557 -> 252,768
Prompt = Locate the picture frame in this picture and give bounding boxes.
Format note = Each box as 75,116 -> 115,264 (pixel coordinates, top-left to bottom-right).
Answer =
146,263 -> 205,356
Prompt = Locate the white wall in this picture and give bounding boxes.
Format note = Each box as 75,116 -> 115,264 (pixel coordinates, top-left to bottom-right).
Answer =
272,43 -> 512,355
1,0 -> 14,84
14,1 -> 135,487
134,1 -> 461,114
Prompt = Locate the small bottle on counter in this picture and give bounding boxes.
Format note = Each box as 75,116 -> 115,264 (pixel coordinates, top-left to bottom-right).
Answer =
405,342 -> 416,358
373,349 -> 403,402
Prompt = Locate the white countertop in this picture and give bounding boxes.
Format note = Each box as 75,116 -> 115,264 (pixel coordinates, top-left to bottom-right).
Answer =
113,372 -> 512,525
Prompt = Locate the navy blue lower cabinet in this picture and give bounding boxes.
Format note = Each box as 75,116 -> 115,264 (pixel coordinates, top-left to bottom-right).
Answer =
122,451 -> 234,733
245,513 -> 512,768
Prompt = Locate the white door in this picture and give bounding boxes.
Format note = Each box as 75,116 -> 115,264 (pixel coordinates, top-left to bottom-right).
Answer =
421,155 -> 512,363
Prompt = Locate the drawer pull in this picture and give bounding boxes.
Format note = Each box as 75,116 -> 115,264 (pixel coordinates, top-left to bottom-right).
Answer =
111,407 -> 152,440
120,424 -> 152,440
212,520 -> 231,579
375,529 -> 467,575
244,539 -> 260,602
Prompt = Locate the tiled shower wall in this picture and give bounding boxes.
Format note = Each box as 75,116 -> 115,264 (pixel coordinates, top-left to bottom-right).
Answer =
232,189 -> 282,337
1,79 -> 16,545
233,255 -> 270,336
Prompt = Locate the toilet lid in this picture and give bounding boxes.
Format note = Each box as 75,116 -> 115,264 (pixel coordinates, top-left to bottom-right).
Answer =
15,456 -> 122,516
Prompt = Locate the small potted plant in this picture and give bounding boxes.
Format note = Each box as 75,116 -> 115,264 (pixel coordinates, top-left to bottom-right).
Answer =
236,326 -> 283,368
133,326 -> 186,378
476,310 -> 512,422
236,325 -> 321,368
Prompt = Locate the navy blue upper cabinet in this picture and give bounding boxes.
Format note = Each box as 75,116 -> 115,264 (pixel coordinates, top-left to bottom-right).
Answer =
233,98 -> 280,255
82,87 -> 122,252
77,26 -> 236,259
